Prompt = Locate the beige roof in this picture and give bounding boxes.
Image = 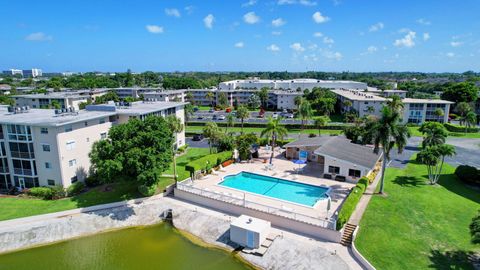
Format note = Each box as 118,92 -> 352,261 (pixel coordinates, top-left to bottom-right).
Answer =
402,98 -> 454,104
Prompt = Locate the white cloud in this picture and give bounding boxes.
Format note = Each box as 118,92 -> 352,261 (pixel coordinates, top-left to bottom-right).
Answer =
323,37 -> 334,44
267,44 -> 280,52
242,0 -> 257,7
308,43 -> 318,50
25,32 -> 53,41
367,46 -> 378,53
278,0 -> 317,6
243,12 -> 260,24
145,25 -> 164,34
394,31 -> 416,48
322,50 -> 342,60
313,32 -> 323,37
312,12 -> 330,23
416,18 -> 431,25
290,42 -> 305,52
272,18 -> 286,27
203,14 -> 215,29
235,42 -> 244,48
446,52 -> 455,58
165,8 -> 181,18
369,22 -> 384,32
450,41 -> 463,47
184,6 -> 195,14
423,32 -> 430,41
272,31 -> 282,36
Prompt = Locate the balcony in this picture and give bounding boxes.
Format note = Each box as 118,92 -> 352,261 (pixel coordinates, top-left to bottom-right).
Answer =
0,167 -> 8,173
10,151 -> 35,159
13,168 -> 35,176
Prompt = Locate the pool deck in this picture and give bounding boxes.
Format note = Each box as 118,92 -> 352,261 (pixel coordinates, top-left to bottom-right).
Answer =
182,148 -> 354,221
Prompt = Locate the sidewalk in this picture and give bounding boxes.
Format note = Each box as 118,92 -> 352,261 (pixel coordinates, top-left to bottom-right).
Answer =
348,169 -> 382,226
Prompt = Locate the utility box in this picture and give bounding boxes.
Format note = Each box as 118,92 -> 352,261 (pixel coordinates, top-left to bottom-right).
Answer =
230,215 -> 271,249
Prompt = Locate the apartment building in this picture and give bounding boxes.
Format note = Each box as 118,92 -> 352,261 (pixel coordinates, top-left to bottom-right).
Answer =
331,89 -> 453,124
0,101 -> 186,190
143,90 -> 186,102
12,93 -> 90,111
219,78 -> 367,91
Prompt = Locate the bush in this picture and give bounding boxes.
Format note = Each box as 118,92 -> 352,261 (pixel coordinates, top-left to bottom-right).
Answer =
177,144 -> 188,153
27,187 -> 54,200
67,182 -> 85,196
308,133 -> 317,138
138,184 -> 156,196
185,151 -> 233,176
455,165 -> 480,185
336,177 -> 369,230
444,123 -> 479,133
51,185 -> 66,198
85,175 -> 99,187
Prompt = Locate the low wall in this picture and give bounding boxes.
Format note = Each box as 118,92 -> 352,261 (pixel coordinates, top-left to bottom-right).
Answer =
351,226 -> 376,270
174,189 -> 342,243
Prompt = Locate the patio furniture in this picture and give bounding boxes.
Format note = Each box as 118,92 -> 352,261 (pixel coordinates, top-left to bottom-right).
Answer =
211,168 -> 219,175
218,165 -> 227,172
334,175 -> 346,182
280,205 -> 294,213
323,173 -> 332,179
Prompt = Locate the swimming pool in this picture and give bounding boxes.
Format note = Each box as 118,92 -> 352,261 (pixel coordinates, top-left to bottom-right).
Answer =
219,171 -> 330,207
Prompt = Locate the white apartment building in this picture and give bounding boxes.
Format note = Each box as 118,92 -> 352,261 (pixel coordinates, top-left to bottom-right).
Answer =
219,78 -> 367,91
2,69 -> 23,76
331,89 -> 453,124
22,68 -> 43,78
12,93 -> 90,111
0,101 -> 186,190
143,90 -> 186,102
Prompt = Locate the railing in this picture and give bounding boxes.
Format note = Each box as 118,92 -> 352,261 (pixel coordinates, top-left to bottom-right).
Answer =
10,151 -> 35,159
13,168 -> 35,176
177,180 -> 336,229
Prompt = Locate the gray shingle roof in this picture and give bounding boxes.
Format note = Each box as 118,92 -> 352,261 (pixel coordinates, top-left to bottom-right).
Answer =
284,136 -> 333,148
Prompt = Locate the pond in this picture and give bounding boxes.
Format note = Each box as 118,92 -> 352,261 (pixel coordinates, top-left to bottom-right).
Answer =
0,223 -> 253,270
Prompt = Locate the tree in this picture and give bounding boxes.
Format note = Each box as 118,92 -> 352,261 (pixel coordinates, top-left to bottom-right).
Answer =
465,111 -> 477,134
206,92 -> 215,107
95,91 -> 120,104
203,122 -> 221,154
456,102 -> 472,126
369,106 -> 410,194
236,105 -> 249,134
236,133 -> 258,161
185,92 -> 194,105
343,100 -> 352,112
316,98 -> 336,116
314,116 -> 330,136
294,96 -> 303,109
441,82 -> 478,103
386,95 -> 404,113
226,113 -> 235,133
89,116 -> 173,188
366,106 -> 375,114
419,122 -> 448,148
298,98 -> 313,134
434,108 -> 444,118
416,144 -> 456,185
184,104 -> 194,122
217,92 -> 229,108
261,117 -> 288,165
258,87 -> 269,109
166,115 -> 184,185
471,211 -> 480,244
247,93 -> 261,109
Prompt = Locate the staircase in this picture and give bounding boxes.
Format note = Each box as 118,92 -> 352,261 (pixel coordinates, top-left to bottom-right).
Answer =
340,223 -> 357,246
256,233 -> 278,256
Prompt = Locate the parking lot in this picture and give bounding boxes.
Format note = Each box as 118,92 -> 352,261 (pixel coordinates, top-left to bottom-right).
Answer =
192,110 -> 314,125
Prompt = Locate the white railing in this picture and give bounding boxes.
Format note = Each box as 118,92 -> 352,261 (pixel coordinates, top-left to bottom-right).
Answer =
177,179 -> 336,230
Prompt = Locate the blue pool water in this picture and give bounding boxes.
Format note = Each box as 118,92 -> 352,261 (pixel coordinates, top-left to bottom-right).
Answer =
219,172 -> 329,207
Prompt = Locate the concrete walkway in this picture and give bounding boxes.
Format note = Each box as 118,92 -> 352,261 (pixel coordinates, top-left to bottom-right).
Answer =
347,170 -> 382,226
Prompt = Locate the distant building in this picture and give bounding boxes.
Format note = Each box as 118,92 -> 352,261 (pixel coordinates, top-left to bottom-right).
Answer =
219,78 -> 367,91
22,69 -> 43,78
143,90 -> 185,102
2,69 -> 23,76
12,92 -> 90,111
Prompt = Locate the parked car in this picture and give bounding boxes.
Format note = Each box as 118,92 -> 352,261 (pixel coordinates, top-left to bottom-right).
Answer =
193,107 -> 199,112
192,134 -> 204,141
218,115 -> 226,120
283,113 -> 294,118
225,108 -> 232,113
197,115 -> 204,120
208,108 -> 214,113
272,112 -> 279,119
212,115 -> 218,120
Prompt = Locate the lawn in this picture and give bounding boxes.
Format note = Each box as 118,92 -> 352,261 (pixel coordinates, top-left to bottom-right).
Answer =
408,126 -> 480,138
355,160 -> 480,269
162,147 -> 211,181
185,126 -> 343,136
0,181 -> 141,221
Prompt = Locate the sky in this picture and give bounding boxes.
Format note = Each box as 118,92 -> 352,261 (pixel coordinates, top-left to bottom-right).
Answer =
0,0 -> 479,73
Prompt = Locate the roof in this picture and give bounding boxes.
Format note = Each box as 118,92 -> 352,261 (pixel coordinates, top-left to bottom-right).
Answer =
114,101 -> 188,116
314,136 -> 381,169
402,98 -> 454,104
284,136 -> 333,148
331,89 -> 387,101
230,215 -> 270,233
12,92 -> 88,100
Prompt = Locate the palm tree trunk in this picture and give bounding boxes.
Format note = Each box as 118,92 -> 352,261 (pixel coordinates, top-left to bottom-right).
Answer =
379,149 -> 387,194
241,119 -> 244,134
270,133 -> 276,165
173,152 -> 177,185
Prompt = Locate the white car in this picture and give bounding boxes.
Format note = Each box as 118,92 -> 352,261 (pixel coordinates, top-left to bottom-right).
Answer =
272,113 -> 279,119
218,115 -> 226,120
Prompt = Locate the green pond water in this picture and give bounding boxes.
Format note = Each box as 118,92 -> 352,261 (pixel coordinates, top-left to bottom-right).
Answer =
0,223 -> 253,270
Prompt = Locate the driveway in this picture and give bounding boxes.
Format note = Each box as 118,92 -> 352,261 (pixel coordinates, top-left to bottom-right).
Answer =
185,137 -> 209,148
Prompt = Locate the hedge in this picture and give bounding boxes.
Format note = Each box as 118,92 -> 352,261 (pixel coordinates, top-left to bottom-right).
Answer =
185,151 -> 233,176
187,121 -> 347,130
455,165 -> 480,186
67,182 -> 85,196
336,177 -> 369,230
27,187 -> 54,200
138,184 -> 157,196
444,123 -> 479,133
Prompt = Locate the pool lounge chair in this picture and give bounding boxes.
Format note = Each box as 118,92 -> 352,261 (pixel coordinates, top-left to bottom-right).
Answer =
211,168 -> 219,176
280,204 -> 294,213
218,165 -> 227,172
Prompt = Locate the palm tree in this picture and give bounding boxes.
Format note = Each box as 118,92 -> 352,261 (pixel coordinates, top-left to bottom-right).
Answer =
298,98 -> 313,135
456,102 -> 471,126
226,113 -> 235,133
236,105 -> 249,134
386,95 -> 404,112
261,117 -> 288,165
184,104 -> 194,122
343,100 -> 352,113
185,92 -> 194,105
369,106 -> 410,194
314,116 -> 330,136
165,115 -> 184,185
203,122 -> 220,154
465,111 -> 477,134
206,92 -> 215,107
259,87 -> 269,109
416,144 -> 456,185
294,96 -> 303,109
418,121 -> 448,148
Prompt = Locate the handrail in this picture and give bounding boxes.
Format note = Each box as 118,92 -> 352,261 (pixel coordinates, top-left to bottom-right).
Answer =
177,180 -> 336,230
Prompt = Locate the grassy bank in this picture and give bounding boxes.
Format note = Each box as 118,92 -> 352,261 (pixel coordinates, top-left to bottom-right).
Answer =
186,126 -> 343,135
355,160 -> 480,269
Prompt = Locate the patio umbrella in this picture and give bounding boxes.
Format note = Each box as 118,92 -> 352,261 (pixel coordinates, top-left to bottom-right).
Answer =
292,159 -> 307,173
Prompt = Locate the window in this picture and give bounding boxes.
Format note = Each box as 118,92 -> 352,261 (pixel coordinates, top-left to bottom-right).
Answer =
99,118 -> 105,124
348,169 -> 361,178
84,121 -> 88,127
71,176 -> 78,183
66,141 -> 76,150
68,159 -> 76,167
42,144 -> 51,152
100,132 -> 107,139
47,179 -> 55,186
40,127 -> 48,134
45,162 -> 51,169
65,125 -> 73,132
328,166 -> 340,174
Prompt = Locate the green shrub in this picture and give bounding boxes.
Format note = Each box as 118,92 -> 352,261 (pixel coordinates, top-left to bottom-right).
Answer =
185,151 -> 233,176
444,123 -> 479,133
336,177 -> 369,230
455,165 -> 480,185
27,187 -> 54,200
51,185 -> 66,198
138,184 -> 156,196
67,182 -> 85,196
177,144 -> 188,153
85,175 -> 100,187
